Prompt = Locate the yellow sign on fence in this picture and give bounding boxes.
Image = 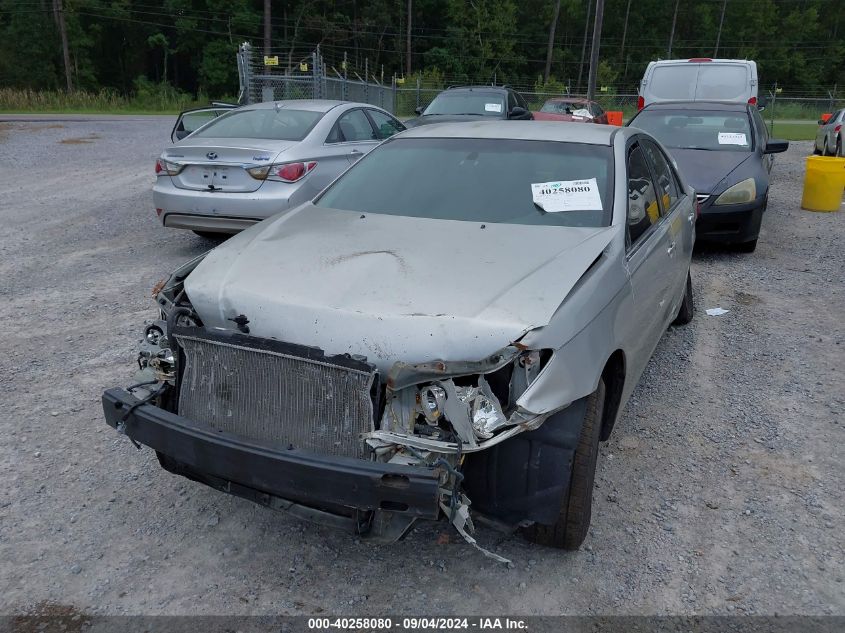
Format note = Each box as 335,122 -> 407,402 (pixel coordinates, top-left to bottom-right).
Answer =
263,55 -> 279,66
300,62 -> 308,71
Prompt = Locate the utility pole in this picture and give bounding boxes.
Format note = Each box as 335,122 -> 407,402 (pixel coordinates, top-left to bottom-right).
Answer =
263,0 -> 271,58
714,0 -> 727,57
668,0 -> 679,57
576,0 -> 593,91
406,0 -> 412,76
53,0 -> 73,92
544,0 -> 562,83
586,0 -> 604,101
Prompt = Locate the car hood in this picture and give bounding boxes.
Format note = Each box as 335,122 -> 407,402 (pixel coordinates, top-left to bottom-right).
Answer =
183,205 -> 616,373
668,148 -> 753,194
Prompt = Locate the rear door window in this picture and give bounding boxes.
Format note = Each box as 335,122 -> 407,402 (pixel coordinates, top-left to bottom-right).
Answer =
695,64 -> 749,101
649,66 -> 698,100
366,109 -> 405,140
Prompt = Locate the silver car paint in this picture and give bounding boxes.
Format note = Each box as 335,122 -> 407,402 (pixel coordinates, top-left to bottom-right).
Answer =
815,109 -> 844,155
182,122 -> 694,425
153,100 -> 400,232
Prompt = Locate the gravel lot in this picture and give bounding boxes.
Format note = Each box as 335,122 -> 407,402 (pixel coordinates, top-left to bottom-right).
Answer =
0,117 -> 843,617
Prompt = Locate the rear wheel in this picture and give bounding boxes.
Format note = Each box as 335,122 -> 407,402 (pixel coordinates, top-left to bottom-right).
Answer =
812,145 -> 822,155
673,271 -> 695,325
523,379 -> 605,550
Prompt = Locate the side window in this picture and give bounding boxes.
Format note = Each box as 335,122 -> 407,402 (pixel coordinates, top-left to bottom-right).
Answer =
367,109 -> 405,140
750,107 -> 768,145
592,102 -> 604,117
627,144 -> 661,247
516,92 -> 528,109
335,109 -> 376,143
642,141 -> 680,214
507,91 -> 517,112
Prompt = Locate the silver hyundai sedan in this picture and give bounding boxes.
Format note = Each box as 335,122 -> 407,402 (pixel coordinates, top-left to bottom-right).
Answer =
153,100 -> 405,237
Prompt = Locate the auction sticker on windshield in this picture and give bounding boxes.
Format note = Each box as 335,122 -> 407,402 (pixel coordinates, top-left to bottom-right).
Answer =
531,178 -> 603,212
485,103 -> 503,113
718,132 -> 748,145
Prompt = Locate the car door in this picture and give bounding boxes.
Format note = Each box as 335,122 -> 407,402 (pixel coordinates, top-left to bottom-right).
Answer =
642,139 -> 694,314
623,141 -> 676,381
326,108 -> 381,164
170,106 -> 236,143
750,106 -> 773,172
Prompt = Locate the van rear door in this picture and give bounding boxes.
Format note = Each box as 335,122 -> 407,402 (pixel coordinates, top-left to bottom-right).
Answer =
694,63 -> 751,102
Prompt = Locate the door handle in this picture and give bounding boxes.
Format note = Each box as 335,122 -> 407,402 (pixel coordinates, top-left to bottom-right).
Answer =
667,241 -> 676,256
687,212 -> 695,223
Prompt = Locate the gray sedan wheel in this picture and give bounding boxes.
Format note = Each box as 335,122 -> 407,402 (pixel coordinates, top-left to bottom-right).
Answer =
524,379 -> 605,550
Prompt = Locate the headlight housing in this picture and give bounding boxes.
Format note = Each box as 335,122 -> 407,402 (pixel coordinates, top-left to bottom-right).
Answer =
714,178 -> 756,206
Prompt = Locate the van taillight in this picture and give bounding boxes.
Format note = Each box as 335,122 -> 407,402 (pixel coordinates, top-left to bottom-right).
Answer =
748,96 -> 757,105
637,96 -> 644,110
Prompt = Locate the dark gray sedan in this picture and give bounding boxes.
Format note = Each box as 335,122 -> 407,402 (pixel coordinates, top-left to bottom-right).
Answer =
628,101 -> 788,252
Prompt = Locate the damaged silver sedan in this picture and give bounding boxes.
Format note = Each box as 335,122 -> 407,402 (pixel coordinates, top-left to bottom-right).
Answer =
103,121 -> 695,555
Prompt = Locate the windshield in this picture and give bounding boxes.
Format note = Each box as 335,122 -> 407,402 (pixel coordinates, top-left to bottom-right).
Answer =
630,110 -> 753,152
191,108 -> 323,141
315,138 -> 613,227
423,92 -> 506,117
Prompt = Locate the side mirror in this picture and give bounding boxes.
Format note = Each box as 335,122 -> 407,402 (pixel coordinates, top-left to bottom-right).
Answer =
818,119 -> 826,125
757,105 -> 766,112
414,106 -> 423,116
509,106 -> 528,119
764,139 -> 789,154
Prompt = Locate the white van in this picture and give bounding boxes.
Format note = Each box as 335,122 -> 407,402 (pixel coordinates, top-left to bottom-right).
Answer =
638,58 -> 759,110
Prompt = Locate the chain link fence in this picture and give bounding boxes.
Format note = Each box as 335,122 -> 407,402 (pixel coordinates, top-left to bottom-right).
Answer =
238,43 -> 842,122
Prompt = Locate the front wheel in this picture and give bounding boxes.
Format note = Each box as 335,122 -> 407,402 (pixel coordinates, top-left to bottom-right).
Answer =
192,230 -> 227,241
737,238 -> 758,253
523,379 -> 605,550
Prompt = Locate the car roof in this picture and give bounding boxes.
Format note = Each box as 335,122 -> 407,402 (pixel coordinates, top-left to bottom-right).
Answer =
397,120 -> 617,145
640,100 -> 749,112
240,99 -> 363,113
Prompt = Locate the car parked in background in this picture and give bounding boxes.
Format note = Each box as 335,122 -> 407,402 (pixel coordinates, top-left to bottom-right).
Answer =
532,97 -> 608,123
104,121 -> 695,553
814,109 -> 844,156
154,100 -> 405,237
628,101 -> 788,252
404,86 -> 533,127
638,58 -> 760,110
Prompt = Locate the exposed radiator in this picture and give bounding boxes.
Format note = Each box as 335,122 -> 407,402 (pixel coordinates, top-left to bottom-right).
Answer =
175,329 -> 377,459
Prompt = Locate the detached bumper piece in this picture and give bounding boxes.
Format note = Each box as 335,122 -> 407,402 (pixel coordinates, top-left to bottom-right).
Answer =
102,388 -> 441,523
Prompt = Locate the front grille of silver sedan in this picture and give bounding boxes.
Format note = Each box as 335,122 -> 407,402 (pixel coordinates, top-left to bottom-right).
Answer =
175,329 -> 377,459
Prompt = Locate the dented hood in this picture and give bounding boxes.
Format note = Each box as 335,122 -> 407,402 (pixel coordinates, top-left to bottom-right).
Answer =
184,205 -> 615,372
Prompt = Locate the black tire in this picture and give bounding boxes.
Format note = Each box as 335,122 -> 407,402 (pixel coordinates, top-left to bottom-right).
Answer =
737,238 -> 758,253
837,138 -> 843,158
673,270 -> 695,325
523,379 -> 605,550
192,230 -> 226,240
812,145 -> 822,155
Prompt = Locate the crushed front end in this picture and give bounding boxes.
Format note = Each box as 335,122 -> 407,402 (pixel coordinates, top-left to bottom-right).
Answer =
103,260 -> 558,561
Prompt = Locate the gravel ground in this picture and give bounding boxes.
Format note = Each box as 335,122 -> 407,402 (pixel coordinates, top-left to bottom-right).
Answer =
0,118 -> 843,616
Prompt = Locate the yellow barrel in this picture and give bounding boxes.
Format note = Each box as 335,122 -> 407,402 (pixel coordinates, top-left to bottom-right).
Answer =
801,156 -> 845,212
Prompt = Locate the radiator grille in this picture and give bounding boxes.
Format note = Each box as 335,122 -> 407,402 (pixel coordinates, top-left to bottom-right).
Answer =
176,331 -> 376,458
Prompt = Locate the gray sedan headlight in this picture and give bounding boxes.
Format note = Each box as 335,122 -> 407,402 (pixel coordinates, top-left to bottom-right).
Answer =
714,178 -> 756,206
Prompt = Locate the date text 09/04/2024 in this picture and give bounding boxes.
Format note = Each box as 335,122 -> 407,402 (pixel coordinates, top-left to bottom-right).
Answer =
307,617 -> 529,630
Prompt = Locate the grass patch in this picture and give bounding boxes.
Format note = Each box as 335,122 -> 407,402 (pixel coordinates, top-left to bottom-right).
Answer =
0,87 -> 236,115
770,122 -> 819,141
